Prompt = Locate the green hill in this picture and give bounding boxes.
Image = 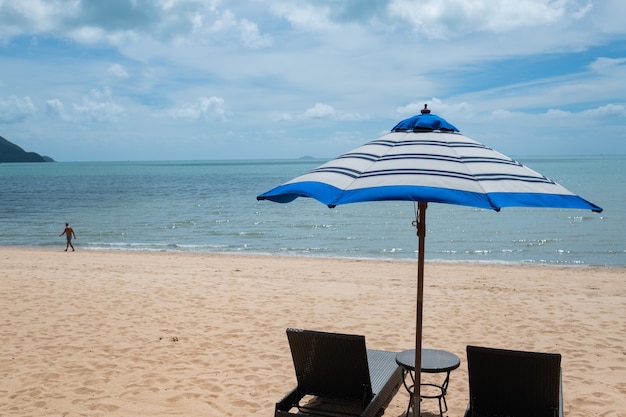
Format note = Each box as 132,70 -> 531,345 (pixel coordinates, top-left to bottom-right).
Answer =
0,136 -> 54,162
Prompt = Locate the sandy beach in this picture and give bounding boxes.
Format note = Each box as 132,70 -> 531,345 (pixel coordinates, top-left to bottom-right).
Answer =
1,247 -> 624,417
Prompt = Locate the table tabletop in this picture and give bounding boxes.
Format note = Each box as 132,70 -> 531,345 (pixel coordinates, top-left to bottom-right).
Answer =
396,348 -> 461,373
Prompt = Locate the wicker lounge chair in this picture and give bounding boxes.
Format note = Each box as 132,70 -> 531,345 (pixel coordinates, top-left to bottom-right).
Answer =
274,328 -> 403,417
465,345 -> 563,417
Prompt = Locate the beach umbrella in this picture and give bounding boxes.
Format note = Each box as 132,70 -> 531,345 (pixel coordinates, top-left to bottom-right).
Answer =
256,105 -> 602,417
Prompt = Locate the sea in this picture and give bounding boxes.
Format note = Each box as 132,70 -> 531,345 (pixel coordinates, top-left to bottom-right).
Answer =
1,155 -> 624,267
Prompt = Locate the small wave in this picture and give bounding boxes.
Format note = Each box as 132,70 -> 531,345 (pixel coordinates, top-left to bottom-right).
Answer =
237,231 -> 264,237
380,248 -> 405,253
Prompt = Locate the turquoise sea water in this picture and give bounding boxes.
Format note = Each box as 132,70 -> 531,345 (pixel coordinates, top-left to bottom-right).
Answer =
0,156 -> 624,266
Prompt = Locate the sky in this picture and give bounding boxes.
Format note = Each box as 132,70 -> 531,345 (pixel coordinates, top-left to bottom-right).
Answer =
1,0 -> 625,162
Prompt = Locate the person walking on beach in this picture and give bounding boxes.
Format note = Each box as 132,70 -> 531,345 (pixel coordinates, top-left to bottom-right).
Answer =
59,223 -> 76,251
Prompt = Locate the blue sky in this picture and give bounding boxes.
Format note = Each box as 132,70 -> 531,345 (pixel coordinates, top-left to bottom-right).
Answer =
1,0 -> 625,161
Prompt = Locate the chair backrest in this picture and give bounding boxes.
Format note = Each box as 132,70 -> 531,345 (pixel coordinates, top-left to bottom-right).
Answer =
286,328 -> 374,404
466,345 -> 562,417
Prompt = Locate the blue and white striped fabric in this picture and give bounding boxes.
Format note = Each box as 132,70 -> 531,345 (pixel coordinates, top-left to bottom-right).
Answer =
258,120 -> 602,213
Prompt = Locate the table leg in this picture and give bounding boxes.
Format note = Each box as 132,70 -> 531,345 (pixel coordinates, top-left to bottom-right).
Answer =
414,371 -> 452,417
401,368 -> 415,417
401,369 -> 452,417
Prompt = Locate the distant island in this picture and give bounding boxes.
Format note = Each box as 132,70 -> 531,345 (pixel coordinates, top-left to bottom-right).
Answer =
0,136 -> 54,162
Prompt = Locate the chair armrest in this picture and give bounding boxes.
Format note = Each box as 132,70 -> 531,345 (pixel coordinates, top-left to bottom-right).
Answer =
274,388 -> 303,417
558,369 -> 563,417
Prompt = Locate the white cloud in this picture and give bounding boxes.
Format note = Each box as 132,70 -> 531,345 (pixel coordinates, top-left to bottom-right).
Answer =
396,98 -> 471,120
109,63 -> 131,79
544,106 -> 626,121
0,0 -> 81,39
544,108 -> 570,119
303,103 -> 335,119
490,108 -> 519,119
189,8 -> 273,48
588,57 -> 626,75
72,88 -> 124,123
301,103 -> 368,121
572,1 -> 593,20
0,0 -> 269,50
581,103 -> 626,117
45,98 -> 68,120
270,2 -> 336,31
45,88 -> 124,124
273,112 -> 293,121
0,95 -> 36,123
166,96 -> 227,121
66,26 -> 107,44
239,19 -> 272,48
475,104 -> 626,135
387,0 -> 593,39
205,9 -> 237,34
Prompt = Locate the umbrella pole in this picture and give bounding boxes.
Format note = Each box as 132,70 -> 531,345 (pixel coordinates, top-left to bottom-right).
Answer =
413,201 -> 427,417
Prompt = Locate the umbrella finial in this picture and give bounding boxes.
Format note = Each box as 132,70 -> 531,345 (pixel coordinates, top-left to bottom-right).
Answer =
421,104 -> 431,114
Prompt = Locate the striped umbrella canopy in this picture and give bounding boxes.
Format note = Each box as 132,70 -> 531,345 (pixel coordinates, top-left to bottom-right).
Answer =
257,105 -> 602,417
